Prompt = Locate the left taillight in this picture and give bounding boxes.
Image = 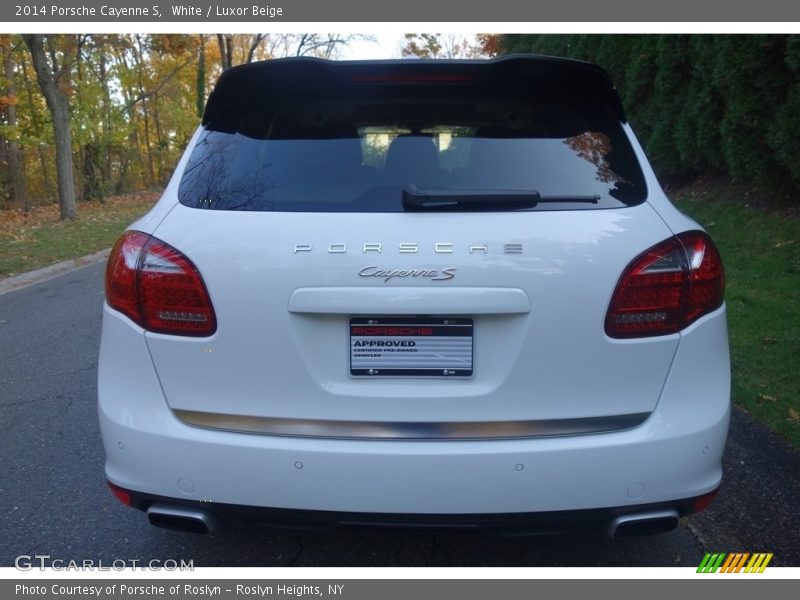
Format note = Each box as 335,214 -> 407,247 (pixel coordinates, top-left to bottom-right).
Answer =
105,231 -> 217,336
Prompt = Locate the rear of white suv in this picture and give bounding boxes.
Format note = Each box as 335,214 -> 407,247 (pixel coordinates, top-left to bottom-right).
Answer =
98,56 -> 729,537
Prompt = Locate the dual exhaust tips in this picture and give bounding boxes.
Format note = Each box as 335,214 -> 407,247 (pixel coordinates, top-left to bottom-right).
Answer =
146,503 -> 679,538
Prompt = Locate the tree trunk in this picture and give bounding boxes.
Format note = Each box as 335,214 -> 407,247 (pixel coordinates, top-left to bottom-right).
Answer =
153,97 -> 164,184
98,44 -> 112,197
217,34 -> 233,70
196,35 -> 205,118
140,96 -> 155,187
246,34 -> 265,64
23,34 -> 77,220
20,55 -> 54,202
82,142 -> 100,200
115,151 -> 129,195
133,35 -> 155,187
111,46 -> 140,193
2,42 -> 27,209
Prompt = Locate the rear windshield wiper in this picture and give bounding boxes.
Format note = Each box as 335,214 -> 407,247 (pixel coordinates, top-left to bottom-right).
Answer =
401,185 -> 600,211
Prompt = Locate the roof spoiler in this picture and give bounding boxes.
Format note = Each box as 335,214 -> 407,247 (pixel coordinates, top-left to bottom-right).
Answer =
202,54 -> 627,127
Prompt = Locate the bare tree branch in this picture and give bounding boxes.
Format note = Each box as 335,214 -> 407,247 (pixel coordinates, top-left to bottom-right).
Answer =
246,34 -> 266,64
124,59 -> 191,109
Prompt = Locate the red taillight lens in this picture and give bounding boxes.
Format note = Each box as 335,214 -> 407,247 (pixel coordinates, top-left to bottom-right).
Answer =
105,231 -> 150,324
105,231 -> 216,336
605,231 -> 724,338
136,237 -> 217,335
682,232 -> 725,324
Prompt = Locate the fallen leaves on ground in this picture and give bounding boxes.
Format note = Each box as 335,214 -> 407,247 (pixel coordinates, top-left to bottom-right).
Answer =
0,191 -> 161,236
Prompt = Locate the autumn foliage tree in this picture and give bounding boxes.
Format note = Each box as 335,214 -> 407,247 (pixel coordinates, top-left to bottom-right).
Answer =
22,34 -> 78,219
0,35 -> 26,209
401,34 -> 496,59
0,33 -> 381,218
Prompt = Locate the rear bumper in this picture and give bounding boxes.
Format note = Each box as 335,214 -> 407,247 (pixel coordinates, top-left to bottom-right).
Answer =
117,485 -> 715,537
99,304 -> 730,518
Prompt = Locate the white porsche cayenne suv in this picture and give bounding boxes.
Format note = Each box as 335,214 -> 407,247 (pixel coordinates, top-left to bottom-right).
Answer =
99,55 -> 729,536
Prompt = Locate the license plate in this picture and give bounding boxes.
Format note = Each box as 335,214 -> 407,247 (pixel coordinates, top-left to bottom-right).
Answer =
350,317 -> 473,377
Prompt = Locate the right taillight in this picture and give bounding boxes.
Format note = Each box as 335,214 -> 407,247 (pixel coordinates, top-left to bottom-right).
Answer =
605,231 -> 724,338
105,231 -> 217,336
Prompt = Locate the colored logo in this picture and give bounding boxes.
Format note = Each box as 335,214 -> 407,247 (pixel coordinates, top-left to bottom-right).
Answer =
697,553 -> 773,573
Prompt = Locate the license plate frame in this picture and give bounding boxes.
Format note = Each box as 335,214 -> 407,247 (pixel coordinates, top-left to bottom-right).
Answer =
350,316 -> 473,377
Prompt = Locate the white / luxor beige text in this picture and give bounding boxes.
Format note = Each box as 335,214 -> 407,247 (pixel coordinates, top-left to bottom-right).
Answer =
171,4 -> 284,17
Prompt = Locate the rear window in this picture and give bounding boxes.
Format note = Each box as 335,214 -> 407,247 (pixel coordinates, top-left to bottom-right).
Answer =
178,94 -> 646,212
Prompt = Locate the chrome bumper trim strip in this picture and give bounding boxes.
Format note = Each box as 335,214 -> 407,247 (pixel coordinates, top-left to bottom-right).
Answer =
173,410 -> 649,440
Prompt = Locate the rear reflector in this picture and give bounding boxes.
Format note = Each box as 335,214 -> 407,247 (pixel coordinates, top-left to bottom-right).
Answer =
605,231 -> 724,338
692,488 -> 719,513
105,231 -> 216,336
108,481 -> 132,507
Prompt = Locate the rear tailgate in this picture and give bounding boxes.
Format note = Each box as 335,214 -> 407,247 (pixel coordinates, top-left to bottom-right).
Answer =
144,203 -> 678,427
140,56 -> 679,436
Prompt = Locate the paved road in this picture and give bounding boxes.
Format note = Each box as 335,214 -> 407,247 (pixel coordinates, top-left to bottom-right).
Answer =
1,262 -> 798,567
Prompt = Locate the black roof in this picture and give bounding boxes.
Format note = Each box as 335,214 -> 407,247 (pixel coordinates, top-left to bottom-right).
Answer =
202,54 -> 626,127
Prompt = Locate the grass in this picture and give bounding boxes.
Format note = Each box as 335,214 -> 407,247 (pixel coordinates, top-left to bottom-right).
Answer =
673,189 -> 800,449
0,191 -> 159,278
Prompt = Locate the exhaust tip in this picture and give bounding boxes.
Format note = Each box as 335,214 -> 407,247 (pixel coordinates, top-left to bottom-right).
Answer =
609,509 -> 679,538
147,503 -> 216,534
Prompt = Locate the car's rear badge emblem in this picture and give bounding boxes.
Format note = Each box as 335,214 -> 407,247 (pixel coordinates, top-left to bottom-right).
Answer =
358,266 -> 456,282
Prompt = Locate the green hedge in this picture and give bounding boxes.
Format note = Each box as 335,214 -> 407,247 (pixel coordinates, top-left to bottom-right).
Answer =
500,35 -> 800,191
